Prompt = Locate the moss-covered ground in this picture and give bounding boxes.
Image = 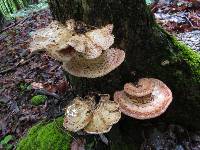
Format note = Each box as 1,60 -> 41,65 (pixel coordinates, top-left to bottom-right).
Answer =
17,117 -> 72,150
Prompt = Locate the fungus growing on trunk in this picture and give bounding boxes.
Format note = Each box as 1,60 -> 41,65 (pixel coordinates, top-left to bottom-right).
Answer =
62,48 -> 125,78
63,94 -> 121,134
63,97 -> 95,132
29,21 -> 75,62
67,24 -> 114,59
114,78 -> 172,119
84,94 -> 121,134
85,24 -> 114,51
29,20 -> 124,78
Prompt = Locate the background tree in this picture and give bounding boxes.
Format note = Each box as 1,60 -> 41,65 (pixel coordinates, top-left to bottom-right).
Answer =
0,11 -> 5,30
13,0 -> 22,10
48,0 -> 200,131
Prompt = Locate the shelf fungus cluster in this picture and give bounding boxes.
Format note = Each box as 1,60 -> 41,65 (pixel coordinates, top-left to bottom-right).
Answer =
114,78 -> 173,119
63,94 -> 121,134
29,20 -> 125,78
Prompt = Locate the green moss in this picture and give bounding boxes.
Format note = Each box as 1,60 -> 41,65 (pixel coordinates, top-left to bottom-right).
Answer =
17,117 -> 72,150
171,37 -> 200,82
31,95 -> 47,106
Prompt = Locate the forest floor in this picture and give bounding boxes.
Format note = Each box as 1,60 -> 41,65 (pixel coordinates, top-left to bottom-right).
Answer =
0,1 -> 200,149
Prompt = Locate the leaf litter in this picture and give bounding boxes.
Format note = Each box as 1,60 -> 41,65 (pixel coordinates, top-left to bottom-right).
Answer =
0,8 -> 74,149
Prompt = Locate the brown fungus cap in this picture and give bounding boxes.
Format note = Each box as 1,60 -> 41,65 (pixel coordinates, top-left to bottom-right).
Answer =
63,97 -> 95,132
66,24 -> 114,59
124,78 -> 154,97
84,94 -> 121,134
67,34 -> 103,59
114,78 -> 173,120
85,24 -> 114,50
62,48 -> 125,78
29,21 -> 75,62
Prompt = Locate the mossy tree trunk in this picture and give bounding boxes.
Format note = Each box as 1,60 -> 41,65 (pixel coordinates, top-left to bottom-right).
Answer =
48,0 -> 200,130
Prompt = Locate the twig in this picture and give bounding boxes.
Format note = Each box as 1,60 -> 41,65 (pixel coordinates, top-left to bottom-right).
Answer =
99,134 -> 109,145
184,16 -> 194,27
0,55 -> 35,75
34,89 -> 61,99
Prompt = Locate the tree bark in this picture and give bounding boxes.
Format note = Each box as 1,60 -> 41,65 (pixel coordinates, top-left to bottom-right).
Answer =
0,11 -> 5,30
13,0 -> 21,10
48,0 -> 200,131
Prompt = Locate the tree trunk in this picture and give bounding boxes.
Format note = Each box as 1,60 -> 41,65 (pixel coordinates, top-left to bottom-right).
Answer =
13,0 -> 21,10
48,0 -> 200,132
6,0 -> 14,14
0,11 -> 5,31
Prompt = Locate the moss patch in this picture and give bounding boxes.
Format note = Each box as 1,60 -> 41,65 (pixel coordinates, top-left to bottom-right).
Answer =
171,37 -> 200,82
17,117 -> 72,150
31,95 -> 47,106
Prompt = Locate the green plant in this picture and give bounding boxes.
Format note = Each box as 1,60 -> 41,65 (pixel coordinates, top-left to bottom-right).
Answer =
31,95 -> 47,106
0,135 -> 14,150
18,82 -> 32,93
17,117 -> 72,150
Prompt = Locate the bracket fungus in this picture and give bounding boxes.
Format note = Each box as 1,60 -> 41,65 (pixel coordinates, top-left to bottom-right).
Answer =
84,94 -> 121,134
114,78 -> 173,119
62,48 -> 125,78
67,24 -> 114,59
29,20 -> 125,78
29,21 -> 75,62
63,94 -> 121,134
63,97 -> 94,132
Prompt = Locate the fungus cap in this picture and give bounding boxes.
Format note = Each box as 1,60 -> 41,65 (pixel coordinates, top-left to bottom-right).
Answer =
114,78 -> 172,119
124,78 -> 154,97
29,21 -> 74,62
84,94 -> 121,134
63,97 -> 95,132
62,48 -> 125,78
66,24 -> 114,59
67,34 -> 102,59
85,24 -> 114,50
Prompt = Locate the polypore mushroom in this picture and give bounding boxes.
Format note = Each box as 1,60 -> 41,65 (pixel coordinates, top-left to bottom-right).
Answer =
67,24 -> 114,59
63,97 -> 95,132
85,24 -> 114,50
114,78 -> 172,119
63,94 -> 121,134
62,48 -> 125,78
84,94 -> 121,134
30,20 -> 125,78
29,21 -> 75,62
67,34 -> 103,59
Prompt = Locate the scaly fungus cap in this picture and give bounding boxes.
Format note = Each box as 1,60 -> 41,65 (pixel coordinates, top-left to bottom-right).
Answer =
67,34 -> 103,59
66,24 -> 114,59
124,78 -> 154,97
29,21 -> 75,62
63,97 -> 95,132
85,24 -> 114,50
114,78 -> 172,119
84,94 -> 121,134
62,48 -> 125,78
